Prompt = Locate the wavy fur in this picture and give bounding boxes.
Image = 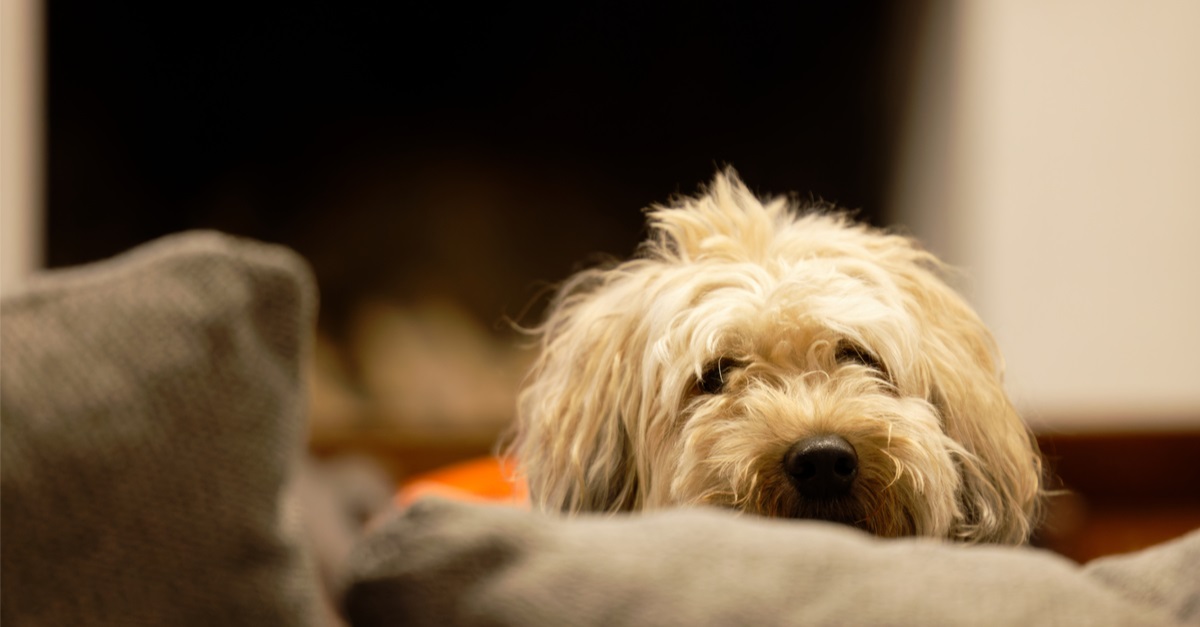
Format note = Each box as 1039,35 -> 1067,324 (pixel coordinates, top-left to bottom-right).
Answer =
510,170 -> 1043,543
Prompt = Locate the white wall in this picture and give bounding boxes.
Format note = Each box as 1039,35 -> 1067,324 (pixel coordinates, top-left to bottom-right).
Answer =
892,0 -> 1200,432
1,0 -> 42,296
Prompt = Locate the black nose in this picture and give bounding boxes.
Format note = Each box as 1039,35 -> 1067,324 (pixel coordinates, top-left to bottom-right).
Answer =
783,435 -> 859,499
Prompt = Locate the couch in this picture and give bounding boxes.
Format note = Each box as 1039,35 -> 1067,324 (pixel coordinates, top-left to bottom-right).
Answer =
3,231 -> 1196,626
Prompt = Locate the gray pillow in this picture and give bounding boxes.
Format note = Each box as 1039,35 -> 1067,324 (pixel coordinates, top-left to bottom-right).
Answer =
342,498 -> 1199,627
2,232 -> 320,626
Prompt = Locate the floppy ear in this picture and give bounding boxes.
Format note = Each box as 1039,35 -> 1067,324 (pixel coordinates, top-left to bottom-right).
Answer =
509,266 -> 649,514
900,263 -> 1043,543
510,170 -> 770,513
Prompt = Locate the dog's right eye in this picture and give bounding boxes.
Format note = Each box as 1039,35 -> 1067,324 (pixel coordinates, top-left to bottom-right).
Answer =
835,341 -> 884,372
697,358 -> 740,395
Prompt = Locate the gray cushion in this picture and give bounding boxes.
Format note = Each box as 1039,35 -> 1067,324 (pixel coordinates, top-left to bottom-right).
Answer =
343,499 -> 1199,626
2,232 -> 320,626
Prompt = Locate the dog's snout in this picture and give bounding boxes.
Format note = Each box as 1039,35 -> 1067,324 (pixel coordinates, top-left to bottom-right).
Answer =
783,435 -> 859,499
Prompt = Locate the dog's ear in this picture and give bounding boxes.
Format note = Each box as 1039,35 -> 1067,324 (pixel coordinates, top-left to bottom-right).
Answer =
509,267 -> 648,514
509,170 -> 769,514
902,265 -> 1043,543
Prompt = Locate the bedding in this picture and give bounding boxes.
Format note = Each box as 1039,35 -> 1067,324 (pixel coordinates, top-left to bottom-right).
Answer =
342,498 -> 1200,626
3,230 -> 1196,626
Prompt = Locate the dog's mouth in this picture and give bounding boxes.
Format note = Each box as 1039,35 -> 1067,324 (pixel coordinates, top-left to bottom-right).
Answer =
733,465 -> 894,534
781,497 -> 868,529
736,471 -> 870,529
759,486 -> 916,537
713,437 -> 917,536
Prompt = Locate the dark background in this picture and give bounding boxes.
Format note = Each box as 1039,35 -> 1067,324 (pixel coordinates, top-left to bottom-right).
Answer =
46,2 -> 925,334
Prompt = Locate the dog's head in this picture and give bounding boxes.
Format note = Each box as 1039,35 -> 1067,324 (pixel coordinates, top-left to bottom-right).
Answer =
511,170 -> 1042,543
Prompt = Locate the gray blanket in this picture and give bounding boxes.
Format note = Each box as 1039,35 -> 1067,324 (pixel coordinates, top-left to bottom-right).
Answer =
342,498 -> 1200,626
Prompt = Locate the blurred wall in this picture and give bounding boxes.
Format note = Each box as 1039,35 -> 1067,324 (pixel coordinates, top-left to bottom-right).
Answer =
892,0 -> 1200,431
1,0 -> 42,295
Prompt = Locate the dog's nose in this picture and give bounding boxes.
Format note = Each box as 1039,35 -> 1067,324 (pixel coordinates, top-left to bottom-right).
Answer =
783,435 -> 859,499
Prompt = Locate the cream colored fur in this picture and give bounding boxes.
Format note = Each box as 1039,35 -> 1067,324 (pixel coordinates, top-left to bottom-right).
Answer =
510,170 -> 1043,544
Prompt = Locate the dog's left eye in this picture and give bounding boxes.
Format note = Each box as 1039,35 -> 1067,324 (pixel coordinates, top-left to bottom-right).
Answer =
835,341 -> 884,373
696,358 -> 740,395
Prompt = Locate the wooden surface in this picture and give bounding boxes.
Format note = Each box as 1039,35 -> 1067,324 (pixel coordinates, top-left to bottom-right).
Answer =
1033,430 -> 1200,562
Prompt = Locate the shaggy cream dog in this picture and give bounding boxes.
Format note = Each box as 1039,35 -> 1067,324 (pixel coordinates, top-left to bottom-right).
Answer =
510,171 -> 1042,544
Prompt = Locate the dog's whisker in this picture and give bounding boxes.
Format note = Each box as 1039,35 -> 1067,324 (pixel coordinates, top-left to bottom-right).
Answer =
879,449 -> 905,491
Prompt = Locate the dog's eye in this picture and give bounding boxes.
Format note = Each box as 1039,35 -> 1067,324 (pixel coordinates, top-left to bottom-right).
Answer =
697,358 -> 740,395
835,341 -> 884,373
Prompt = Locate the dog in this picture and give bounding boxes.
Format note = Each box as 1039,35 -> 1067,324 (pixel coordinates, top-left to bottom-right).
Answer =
509,170 -> 1042,544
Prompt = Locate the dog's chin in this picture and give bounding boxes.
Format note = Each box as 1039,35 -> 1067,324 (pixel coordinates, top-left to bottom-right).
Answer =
728,476 -> 912,536
786,499 -> 868,528
750,493 -> 869,530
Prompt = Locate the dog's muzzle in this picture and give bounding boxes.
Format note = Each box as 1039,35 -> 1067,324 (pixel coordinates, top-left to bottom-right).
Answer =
783,435 -> 859,499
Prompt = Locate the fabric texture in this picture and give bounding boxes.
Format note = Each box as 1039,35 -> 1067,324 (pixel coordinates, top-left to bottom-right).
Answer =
1,231 -> 321,626
343,498 -> 1200,627
1084,530 -> 1200,623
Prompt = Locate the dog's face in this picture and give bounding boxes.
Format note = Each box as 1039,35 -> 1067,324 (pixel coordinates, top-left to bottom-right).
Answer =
512,171 -> 1042,543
